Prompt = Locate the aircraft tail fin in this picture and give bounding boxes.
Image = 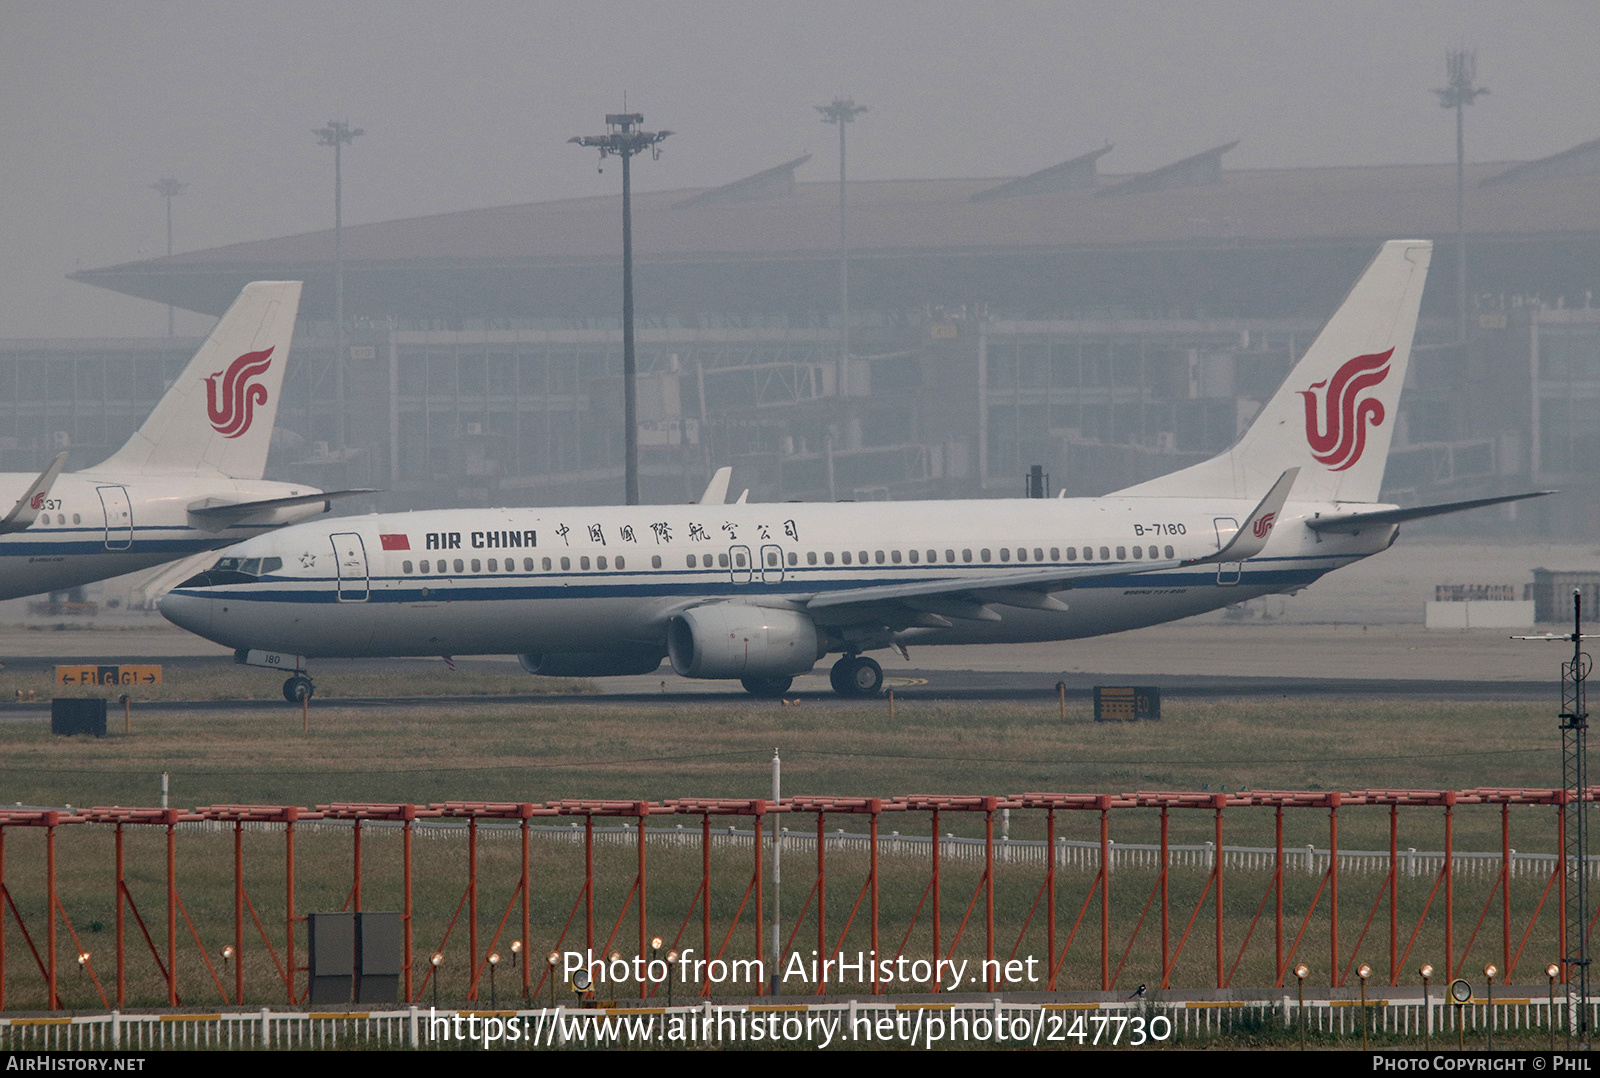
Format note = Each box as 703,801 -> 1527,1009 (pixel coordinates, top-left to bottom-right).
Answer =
94,282 -> 303,478
1117,240 -> 1432,504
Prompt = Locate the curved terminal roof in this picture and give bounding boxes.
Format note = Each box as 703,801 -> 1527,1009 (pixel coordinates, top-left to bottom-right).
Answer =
70,154 -> 1600,322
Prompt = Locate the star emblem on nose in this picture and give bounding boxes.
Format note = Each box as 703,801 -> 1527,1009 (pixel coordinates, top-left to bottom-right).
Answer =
300,552 -> 317,568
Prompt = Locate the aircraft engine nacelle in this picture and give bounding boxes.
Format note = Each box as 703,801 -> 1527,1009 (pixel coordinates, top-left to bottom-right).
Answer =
667,605 -> 823,680
517,649 -> 664,678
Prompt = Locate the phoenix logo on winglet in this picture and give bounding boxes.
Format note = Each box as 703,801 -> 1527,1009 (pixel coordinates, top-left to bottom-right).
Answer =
1299,349 -> 1393,471
206,347 -> 274,438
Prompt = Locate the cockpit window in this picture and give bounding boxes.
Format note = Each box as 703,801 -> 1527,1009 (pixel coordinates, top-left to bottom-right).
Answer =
176,555 -> 282,589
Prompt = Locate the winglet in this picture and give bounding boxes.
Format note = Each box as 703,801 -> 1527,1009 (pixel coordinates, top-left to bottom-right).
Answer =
0,452 -> 68,534
697,466 -> 732,505
1192,467 -> 1298,564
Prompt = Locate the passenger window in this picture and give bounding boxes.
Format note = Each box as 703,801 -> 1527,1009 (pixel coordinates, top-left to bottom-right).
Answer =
487,558 -> 498,572
1164,545 -> 1174,559
525,558 -> 536,571
766,552 -> 777,567
1000,548 -> 1010,562
1132,546 -> 1143,560
1148,546 -> 1158,560
471,559 -> 482,572
719,553 -> 730,568
419,559 -> 430,573
981,549 -> 991,561
842,551 -> 852,565
889,550 -> 901,564
560,557 -> 571,571
1016,548 -> 1026,562
1049,548 -> 1058,561
787,552 -> 798,566
1034,548 -> 1044,562
687,554 -> 697,568
1066,548 -> 1077,561
962,549 -> 972,562
1099,547 -> 1109,561
403,560 -> 413,574
597,556 -> 607,570
72,514 -> 81,525
454,559 -> 465,574
807,552 -> 818,565
735,552 -> 746,568
859,551 -> 868,564
946,550 -> 956,562
1115,547 -> 1126,560
580,556 -> 591,570
652,555 -> 662,568
908,549 -> 919,564
928,550 -> 937,563
542,557 -> 552,571
506,559 -> 516,572
826,551 -> 837,565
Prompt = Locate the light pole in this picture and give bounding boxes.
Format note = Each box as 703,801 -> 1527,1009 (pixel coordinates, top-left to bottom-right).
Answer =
815,99 -> 867,403
150,178 -> 187,337
570,113 -> 672,506
314,121 -> 364,449
1433,51 -> 1488,344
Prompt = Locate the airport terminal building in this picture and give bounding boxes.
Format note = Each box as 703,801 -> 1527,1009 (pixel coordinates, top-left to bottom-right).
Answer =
18,138 -> 1600,532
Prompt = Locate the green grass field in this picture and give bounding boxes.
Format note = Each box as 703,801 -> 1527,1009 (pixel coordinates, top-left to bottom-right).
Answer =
0,690 -> 1576,1011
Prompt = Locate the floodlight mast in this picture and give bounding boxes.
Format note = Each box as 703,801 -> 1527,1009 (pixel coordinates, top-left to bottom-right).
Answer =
150,178 -> 188,337
1433,51 -> 1488,344
569,113 -> 672,506
314,121 -> 364,449
816,99 -> 867,405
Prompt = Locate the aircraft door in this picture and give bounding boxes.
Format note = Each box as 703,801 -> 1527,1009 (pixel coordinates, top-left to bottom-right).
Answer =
331,532 -> 370,602
729,544 -> 752,584
96,486 -> 132,550
1213,517 -> 1241,585
760,544 -> 785,584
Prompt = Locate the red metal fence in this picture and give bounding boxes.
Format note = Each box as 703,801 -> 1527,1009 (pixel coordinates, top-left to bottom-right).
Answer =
0,786 -> 1591,1010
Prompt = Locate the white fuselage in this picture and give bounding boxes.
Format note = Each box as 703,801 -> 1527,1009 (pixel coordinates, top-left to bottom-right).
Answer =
0,469 -> 329,600
158,494 -> 1396,660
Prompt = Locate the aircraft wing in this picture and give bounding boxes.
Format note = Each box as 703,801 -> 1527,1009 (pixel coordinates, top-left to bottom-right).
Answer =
186,488 -> 378,529
0,452 -> 68,534
697,467 -> 732,505
803,469 -> 1297,620
1305,490 -> 1555,534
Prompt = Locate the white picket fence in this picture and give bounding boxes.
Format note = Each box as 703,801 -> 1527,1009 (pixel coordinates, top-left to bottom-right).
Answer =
0,997 -> 1586,1050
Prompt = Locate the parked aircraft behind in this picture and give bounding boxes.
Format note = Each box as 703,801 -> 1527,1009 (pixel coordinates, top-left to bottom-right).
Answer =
0,282 -> 351,601
160,242 -> 1550,701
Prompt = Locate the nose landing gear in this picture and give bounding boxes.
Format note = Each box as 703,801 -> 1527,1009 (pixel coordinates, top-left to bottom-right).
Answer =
829,654 -> 883,697
282,675 -> 315,704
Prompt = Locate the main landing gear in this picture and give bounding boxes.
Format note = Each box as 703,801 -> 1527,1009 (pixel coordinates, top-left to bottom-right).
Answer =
282,675 -> 315,704
829,654 -> 883,697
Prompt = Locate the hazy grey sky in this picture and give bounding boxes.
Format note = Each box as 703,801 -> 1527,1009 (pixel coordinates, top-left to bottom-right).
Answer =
2,0 -> 1596,337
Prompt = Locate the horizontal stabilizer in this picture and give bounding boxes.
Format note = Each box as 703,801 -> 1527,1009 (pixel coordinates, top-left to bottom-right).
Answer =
187,488 -> 377,528
0,452 -> 68,534
1305,490 -> 1555,534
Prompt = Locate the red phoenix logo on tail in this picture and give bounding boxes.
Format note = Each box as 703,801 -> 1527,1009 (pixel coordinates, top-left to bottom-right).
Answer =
206,347 -> 273,439
1298,348 -> 1393,471
1252,512 -> 1277,540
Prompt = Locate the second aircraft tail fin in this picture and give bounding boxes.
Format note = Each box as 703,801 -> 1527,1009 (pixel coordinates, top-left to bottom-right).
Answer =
1117,240 -> 1432,504
93,281 -> 303,478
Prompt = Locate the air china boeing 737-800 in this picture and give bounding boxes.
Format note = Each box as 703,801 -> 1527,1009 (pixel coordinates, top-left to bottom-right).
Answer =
0,282 -> 353,602
160,241 -> 1549,701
